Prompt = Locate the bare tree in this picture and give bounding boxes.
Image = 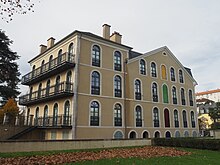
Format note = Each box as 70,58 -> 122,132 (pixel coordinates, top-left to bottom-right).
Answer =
0,0 -> 38,22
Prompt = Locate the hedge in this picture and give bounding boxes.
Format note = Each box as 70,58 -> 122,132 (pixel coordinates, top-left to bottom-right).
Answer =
152,138 -> 220,151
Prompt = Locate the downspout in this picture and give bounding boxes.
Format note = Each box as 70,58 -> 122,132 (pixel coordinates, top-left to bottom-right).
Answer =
124,56 -> 128,138
72,33 -> 81,139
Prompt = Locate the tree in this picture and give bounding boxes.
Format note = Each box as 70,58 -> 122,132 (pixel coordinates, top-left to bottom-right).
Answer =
209,102 -> 220,129
0,30 -> 20,107
0,0 -> 37,23
0,98 -> 19,124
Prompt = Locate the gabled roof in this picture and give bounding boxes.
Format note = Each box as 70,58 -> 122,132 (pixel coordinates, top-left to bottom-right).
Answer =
127,46 -> 197,84
196,89 -> 220,96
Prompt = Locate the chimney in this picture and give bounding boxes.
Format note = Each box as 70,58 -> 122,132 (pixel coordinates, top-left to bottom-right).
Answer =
110,31 -> 122,44
102,24 -> 111,39
47,37 -> 55,48
39,44 -> 47,54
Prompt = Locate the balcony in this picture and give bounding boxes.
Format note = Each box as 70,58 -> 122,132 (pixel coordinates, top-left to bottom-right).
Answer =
21,53 -> 75,85
19,81 -> 74,106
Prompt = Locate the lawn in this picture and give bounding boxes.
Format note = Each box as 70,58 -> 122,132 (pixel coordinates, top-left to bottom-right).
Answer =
0,147 -> 220,165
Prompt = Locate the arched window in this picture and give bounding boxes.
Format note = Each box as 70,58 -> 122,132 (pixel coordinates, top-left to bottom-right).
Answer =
114,75 -> 122,97
172,86 -> 177,104
140,59 -> 146,75
29,87 -> 33,100
151,62 -> 157,77
154,131 -> 160,138
152,83 -> 158,102
174,109 -> 179,128
129,131 -> 136,139
64,101 -> 70,125
38,83 -> 42,98
114,104 -> 122,126
35,107 -> 39,125
49,55 -> 53,69
153,107 -> 159,127
189,90 -> 193,106
182,110 -> 187,128
165,131 -> 171,138
135,79 -> 141,100
161,65 -> 167,79
192,131 -> 197,137
55,76 -> 60,93
114,51 -> 122,71
191,111 -> 196,128
164,109 -> 170,127
40,60 -> 45,73
66,71 -> 72,91
184,131 -> 189,137
43,105 -> 48,126
162,84 -> 169,103
91,71 -> 100,95
46,79 -> 50,96
181,88 -> 186,105
68,43 -> 74,62
114,131 -> 123,139
53,103 -> 58,126
175,131 -> 181,138
90,101 -> 99,126
92,45 -> 100,67
58,49 -> 63,64
136,106 -> 142,127
179,69 -> 184,83
170,67 -> 175,81
143,131 -> 149,139
32,65 -> 36,78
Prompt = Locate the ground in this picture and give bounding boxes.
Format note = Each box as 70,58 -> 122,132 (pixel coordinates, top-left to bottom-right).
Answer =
0,146 -> 190,165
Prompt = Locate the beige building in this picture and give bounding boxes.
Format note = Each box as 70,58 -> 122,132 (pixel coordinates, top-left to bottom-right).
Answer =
196,89 -> 220,102
19,24 -> 198,140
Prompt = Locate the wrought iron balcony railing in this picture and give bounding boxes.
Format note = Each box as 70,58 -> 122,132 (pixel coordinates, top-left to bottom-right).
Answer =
19,81 -> 74,106
21,53 -> 75,85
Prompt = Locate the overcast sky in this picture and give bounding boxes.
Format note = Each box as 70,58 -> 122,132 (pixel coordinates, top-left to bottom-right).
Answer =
1,0 -> 220,94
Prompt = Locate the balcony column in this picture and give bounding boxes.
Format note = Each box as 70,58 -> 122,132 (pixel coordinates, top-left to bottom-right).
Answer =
3,113 -> 9,125
15,115 -> 19,126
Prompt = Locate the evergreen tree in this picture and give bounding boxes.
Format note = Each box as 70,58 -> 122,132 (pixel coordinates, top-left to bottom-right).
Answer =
0,30 -> 20,107
209,102 -> 220,129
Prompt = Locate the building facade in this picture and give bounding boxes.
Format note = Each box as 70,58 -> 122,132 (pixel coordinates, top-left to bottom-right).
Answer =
19,25 -> 198,140
196,89 -> 220,102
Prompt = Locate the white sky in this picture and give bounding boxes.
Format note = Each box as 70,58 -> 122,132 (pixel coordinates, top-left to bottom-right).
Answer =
1,0 -> 220,94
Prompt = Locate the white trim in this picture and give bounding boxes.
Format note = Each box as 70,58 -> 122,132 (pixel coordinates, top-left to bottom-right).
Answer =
171,85 -> 178,105
161,83 -> 169,104
151,81 -> 159,103
113,74 -> 123,98
152,106 -> 160,128
90,70 -> 102,96
169,66 -> 176,83
134,104 -> 144,128
150,61 -> 158,79
160,64 -> 168,81
173,109 -> 180,128
89,99 -> 101,127
139,59 -> 147,76
164,130 -> 172,138
183,130 -> 189,137
141,130 -> 150,138
190,110 -> 196,128
178,69 -> 185,84
90,44 -> 102,68
128,130 -> 138,138
163,108 -> 170,129
174,130 -> 181,137
182,109 -> 188,128
133,78 -> 143,100
112,102 -> 123,127
113,50 -> 123,72
153,130 -> 161,138
113,129 -> 124,139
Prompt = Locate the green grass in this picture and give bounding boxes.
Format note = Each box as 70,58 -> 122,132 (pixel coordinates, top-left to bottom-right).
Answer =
71,148 -> 220,165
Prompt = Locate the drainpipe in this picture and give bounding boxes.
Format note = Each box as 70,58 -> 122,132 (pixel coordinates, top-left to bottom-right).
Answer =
124,56 -> 128,138
72,33 -> 81,139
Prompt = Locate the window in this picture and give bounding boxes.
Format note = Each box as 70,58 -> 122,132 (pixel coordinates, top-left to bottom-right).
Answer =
170,67 -> 175,81
55,76 -> 60,93
184,131 -> 189,137
43,105 -> 48,126
140,59 -> 146,75
165,131 -> 171,138
64,101 -> 70,125
35,107 -> 39,125
182,110 -> 187,128
152,83 -> 158,102
53,103 -> 58,126
29,87 -> 33,100
162,84 -> 169,103
135,79 -> 141,100
161,65 -> 167,79
58,49 -> 62,64
172,86 -> 177,104
129,131 -> 136,139
38,83 -> 42,98
191,111 -> 196,128
68,43 -> 74,62
114,131 -> 123,139
32,65 -> 36,78
91,71 -> 100,95
66,71 -> 72,91
154,131 -> 160,138
174,109 -> 179,128
49,55 -> 53,69
114,104 -> 122,126
46,79 -> 50,96
90,101 -> 99,126
189,90 -> 193,106
153,107 -> 159,127
179,69 -> 184,83
143,131 -> 149,139
164,109 -> 170,127
136,106 -> 142,127
92,45 -> 100,67
181,88 -> 186,105
175,131 -> 181,138
151,62 -> 157,77
40,60 -> 45,73
114,75 -> 122,97
114,51 -> 122,71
